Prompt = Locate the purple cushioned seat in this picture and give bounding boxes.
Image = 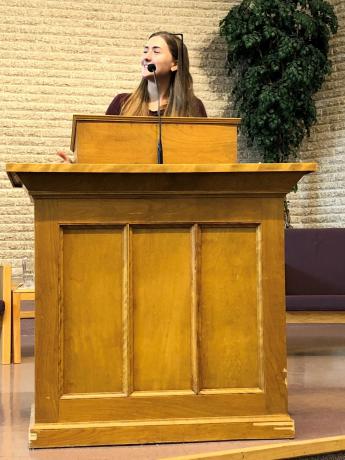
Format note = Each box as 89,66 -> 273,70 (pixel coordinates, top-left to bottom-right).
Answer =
285,228 -> 345,311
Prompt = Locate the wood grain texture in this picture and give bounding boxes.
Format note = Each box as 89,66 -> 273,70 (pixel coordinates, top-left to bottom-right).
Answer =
132,226 -> 192,392
62,227 -> 124,394
70,115 -> 240,164
160,435 -> 345,460
1,265 -> 12,365
29,409 -> 294,448
122,224 -> 131,396
191,224 -> 200,395
286,311 -> 345,323
8,164 -> 314,446
35,200 -> 61,422
199,226 -> 261,391
5,163 -> 318,209
6,162 -> 318,175
12,288 -> 35,364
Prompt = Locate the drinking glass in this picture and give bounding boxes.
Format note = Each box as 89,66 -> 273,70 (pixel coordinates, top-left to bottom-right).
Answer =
22,256 -> 35,288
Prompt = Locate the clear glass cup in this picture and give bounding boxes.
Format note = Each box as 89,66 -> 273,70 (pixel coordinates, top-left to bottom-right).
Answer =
22,256 -> 35,288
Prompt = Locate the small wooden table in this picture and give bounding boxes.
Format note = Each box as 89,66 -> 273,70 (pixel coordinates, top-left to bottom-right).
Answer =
12,286 -> 35,364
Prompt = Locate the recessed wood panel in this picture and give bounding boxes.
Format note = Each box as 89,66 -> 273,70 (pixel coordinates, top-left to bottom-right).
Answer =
132,227 -> 192,391
199,226 -> 261,390
62,227 -> 124,394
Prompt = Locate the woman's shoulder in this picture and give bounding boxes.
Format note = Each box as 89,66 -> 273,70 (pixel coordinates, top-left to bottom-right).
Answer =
194,96 -> 207,117
106,93 -> 131,115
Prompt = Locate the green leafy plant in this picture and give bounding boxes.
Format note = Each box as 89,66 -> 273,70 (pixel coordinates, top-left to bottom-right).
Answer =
220,0 -> 338,163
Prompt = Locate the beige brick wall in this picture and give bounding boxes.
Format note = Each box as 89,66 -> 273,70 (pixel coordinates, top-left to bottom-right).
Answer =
1,0 -> 344,275
287,0 -> 345,227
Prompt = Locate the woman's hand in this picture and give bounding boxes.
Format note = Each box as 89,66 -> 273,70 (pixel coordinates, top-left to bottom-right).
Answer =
57,151 -> 75,163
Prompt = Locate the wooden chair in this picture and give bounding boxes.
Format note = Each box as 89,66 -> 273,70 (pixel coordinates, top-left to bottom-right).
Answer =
1,265 -> 12,364
12,286 -> 35,364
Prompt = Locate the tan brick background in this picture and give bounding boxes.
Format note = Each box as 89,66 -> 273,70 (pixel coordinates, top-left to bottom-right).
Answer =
1,0 -> 344,275
287,0 -> 345,227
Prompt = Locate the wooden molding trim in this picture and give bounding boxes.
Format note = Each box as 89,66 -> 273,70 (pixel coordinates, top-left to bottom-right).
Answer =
287,311 -> 345,324
161,435 -> 345,460
29,411 -> 294,448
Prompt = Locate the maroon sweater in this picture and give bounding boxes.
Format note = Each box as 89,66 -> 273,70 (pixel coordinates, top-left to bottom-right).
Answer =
106,93 -> 207,117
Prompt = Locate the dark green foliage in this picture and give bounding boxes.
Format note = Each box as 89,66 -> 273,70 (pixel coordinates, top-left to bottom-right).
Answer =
220,0 -> 338,162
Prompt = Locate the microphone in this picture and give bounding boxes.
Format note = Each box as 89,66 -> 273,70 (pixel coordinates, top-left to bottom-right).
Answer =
147,63 -> 156,73
147,64 -> 163,164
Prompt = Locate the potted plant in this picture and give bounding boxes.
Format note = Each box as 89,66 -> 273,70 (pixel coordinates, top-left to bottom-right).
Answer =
219,0 -> 338,164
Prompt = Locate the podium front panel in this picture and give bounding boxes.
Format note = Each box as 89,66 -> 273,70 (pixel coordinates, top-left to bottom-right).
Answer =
31,193 -> 293,446
72,116 -> 240,164
6,163 -> 319,447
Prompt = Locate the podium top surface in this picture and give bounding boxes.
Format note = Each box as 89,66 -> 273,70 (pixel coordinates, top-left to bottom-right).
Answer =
6,163 -> 317,195
6,162 -> 317,176
72,114 -> 241,124
71,114 -> 241,135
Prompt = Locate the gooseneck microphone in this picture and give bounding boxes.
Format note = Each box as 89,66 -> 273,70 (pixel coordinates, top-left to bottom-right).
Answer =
147,63 -> 163,164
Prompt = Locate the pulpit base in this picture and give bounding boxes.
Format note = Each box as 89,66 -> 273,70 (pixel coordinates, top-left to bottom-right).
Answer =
29,406 -> 294,448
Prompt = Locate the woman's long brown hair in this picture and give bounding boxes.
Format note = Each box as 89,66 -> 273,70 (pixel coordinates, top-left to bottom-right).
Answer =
120,31 -> 202,117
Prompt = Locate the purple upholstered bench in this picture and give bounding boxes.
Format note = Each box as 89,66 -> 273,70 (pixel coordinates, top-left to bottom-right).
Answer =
285,228 -> 345,323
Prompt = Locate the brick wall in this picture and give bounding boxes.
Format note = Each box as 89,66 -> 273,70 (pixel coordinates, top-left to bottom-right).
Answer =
1,0 -> 344,274
287,0 -> 345,227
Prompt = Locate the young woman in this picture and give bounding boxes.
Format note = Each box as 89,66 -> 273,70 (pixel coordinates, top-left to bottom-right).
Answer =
106,31 -> 207,117
58,32 -> 206,161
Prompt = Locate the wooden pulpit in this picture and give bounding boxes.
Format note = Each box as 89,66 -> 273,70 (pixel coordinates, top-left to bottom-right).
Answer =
6,117 -> 316,448
71,115 -> 240,163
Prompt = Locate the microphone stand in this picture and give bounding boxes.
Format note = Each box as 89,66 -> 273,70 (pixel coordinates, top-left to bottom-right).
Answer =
152,70 -> 164,164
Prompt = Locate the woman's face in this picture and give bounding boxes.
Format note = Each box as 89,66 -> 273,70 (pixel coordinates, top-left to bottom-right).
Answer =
141,35 -> 177,80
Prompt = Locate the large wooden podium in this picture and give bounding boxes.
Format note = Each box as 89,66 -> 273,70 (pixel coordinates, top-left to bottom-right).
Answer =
7,117 -> 316,448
